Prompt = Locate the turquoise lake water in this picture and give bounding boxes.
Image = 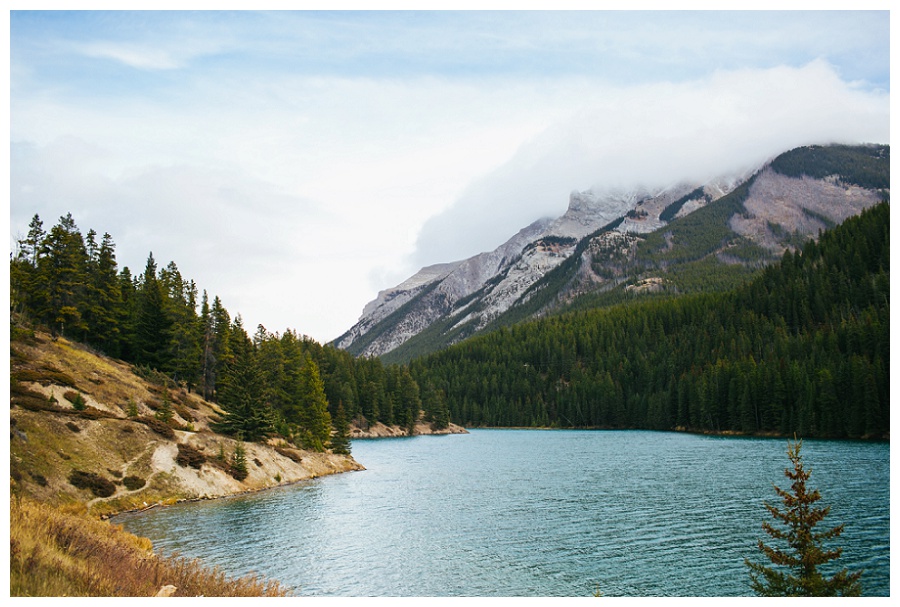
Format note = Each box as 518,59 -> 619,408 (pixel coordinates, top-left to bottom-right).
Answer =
114,430 -> 889,596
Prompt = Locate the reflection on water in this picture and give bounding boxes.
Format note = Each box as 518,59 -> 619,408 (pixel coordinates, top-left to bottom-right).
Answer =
115,430 -> 889,596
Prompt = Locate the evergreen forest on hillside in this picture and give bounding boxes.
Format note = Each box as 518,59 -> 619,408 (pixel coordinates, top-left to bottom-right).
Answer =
10,196 -> 889,443
9,215 -> 451,452
376,145 -> 889,365
408,202 -> 890,439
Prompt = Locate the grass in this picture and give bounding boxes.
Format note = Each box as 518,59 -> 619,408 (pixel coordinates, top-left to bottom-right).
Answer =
10,495 -> 290,597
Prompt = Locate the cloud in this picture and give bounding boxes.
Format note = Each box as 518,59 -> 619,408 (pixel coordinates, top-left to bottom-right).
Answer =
75,41 -> 188,70
9,11 -> 890,342
410,61 -> 890,268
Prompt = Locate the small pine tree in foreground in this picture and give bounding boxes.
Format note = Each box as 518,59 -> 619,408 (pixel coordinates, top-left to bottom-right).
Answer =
230,441 -> 248,481
746,439 -> 862,596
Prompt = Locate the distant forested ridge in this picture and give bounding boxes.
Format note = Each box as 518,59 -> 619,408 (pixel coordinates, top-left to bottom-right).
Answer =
10,215 -> 450,450
409,201 -> 889,439
769,144 -> 889,190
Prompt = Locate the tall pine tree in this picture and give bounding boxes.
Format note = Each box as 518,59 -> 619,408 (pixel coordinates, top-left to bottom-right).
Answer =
294,355 -> 332,452
211,318 -> 274,442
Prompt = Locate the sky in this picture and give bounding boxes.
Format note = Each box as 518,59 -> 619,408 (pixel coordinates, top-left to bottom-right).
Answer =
7,6 -> 891,344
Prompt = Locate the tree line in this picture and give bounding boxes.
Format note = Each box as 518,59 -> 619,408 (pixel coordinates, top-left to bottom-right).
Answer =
409,201 -> 889,439
10,213 -> 450,452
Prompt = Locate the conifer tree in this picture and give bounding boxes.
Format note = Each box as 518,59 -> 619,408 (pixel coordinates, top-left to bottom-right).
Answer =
84,232 -> 122,352
11,214 -> 45,318
230,440 -> 249,481
133,253 -> 171,368
746,440 -> 862,596
37,213 -> 89,337
155,389 -> 174,425
22,213 -> 45,268
295,355 -> 332,451
212,318 -> 274,441
329,402 -> 351,455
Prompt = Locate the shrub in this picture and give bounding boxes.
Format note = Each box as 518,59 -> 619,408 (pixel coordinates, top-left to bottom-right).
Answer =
174,404 -> 194,423
29,472 -> 48,487
122,476 -> 146,491
176,443 -> 206,469
274,446 -> 303,463
12,368 -> 76,387
75,407 -> 117,421
65,422 -> 81,433
69,470 -> 116,498
10,495 -> 290,596
12,392 -> 61,412
10,381 -> 46,400
135,417 -> 175,439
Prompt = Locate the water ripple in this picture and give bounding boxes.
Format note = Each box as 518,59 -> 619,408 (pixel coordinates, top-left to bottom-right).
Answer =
115,430 -> 889,597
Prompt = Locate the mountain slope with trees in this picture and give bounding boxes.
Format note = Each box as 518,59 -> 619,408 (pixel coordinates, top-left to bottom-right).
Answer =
10,215 -> 454,445
349,144 -> 888,364
408,201 -> 889,439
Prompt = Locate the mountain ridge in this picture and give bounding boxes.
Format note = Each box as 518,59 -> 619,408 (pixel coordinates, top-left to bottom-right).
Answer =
335,144 -> 888,363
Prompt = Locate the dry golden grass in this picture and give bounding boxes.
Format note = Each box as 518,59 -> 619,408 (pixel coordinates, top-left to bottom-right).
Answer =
10,495 -> 290,597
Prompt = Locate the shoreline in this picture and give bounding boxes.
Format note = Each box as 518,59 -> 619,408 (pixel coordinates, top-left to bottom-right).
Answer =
349,420 -> 469,439
107,426 -> 471,518
105,462 -> 366,520
460,425 -> 889,442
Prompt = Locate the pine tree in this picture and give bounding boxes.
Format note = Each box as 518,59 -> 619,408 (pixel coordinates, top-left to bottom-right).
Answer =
746,439 -> 862,596
133,253 -> 171,369
84,232 -> 122,351
229,440 -> 248,481
11,214 -> 45,318
329,401 -> 352,455
295,355 -> 332,451
36,213 -> 89,337
212,318 -> 274,442
22,213 -> 45,268
155,389 -> 174,424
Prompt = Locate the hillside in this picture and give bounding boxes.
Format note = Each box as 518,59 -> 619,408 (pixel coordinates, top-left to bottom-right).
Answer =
338,144 -> 888,364
10,330 -> 364,518
408,201 -> 890,439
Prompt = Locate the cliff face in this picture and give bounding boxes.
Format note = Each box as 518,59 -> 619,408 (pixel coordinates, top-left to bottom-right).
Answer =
10,332 -> 364,517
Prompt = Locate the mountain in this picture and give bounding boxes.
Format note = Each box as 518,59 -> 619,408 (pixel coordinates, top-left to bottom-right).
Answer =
407,200 -> 890,437
335,144 -> 889,363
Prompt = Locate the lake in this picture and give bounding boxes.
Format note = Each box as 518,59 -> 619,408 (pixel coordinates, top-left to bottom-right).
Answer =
114,430 -> 889,596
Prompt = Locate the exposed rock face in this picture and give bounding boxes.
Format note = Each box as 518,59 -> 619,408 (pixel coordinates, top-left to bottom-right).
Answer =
335,181 -> 731,358
732,169 -> 882,253
336,147 -> 887,360
349,420 -> 468,439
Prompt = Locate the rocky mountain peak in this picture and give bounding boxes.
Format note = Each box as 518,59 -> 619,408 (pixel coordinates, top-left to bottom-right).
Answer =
335,145 -> 887,362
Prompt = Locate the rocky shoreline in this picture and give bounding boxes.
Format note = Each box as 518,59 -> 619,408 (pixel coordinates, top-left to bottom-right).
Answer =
350,420 -> 469,439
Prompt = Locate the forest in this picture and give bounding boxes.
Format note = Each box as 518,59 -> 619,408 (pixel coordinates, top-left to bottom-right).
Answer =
10,195 -> 889,443
408,201 -> 890,439
9,214 -> 450,453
